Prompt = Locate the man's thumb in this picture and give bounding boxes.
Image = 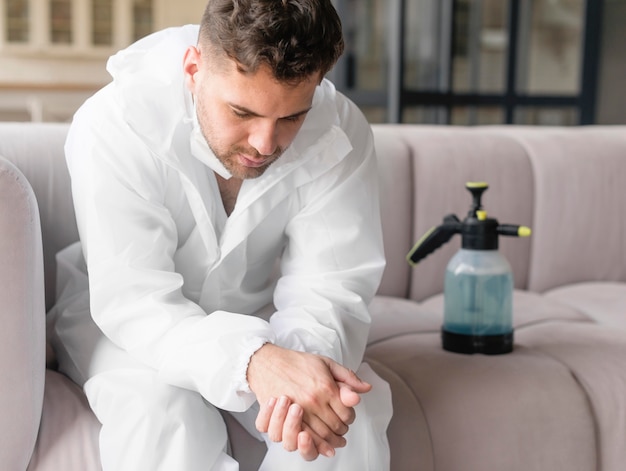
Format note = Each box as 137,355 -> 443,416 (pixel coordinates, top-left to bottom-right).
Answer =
328,361 -> 372,393
338,382 -> 364,407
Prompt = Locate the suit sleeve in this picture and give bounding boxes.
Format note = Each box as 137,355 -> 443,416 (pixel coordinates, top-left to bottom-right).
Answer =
65,94 -> 275,412
270,99 -> 386,371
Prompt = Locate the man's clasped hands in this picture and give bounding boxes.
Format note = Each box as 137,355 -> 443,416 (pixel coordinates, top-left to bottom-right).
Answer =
247,343 -> 372,461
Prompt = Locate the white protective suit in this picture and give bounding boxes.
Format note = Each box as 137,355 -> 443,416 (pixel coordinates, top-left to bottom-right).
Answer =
49,24 -> 392,471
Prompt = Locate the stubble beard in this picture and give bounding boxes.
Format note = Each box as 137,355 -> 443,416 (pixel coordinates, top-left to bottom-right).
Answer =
197,116 -> 284,180
212,144 -> 284,180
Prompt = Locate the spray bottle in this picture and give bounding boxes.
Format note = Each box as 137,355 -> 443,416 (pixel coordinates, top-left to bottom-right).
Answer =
407,182 -> 531,355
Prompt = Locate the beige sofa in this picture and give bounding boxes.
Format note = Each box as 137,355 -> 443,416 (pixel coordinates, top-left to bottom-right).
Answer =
1,122 -> 625,471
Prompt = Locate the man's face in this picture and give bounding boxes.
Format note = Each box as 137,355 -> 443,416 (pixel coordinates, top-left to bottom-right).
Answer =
183,46 -> 319,180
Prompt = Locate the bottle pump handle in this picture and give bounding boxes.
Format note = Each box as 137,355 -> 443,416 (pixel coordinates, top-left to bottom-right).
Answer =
406,181 -> 532,265
406,215 -> 462,266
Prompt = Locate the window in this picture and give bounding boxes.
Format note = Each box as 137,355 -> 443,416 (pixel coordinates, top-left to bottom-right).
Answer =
3,0 -> 157,50
133,0 -> 153,42
92,0 -> 113,46
517,0 -> 585,95
450,0 -> 508,94
50,0 -> 72,44
333,0 -> 603,125
6,0 -> 29,43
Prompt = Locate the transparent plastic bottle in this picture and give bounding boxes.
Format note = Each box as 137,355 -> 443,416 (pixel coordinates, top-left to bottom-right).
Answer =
442,249 -> 513,353
407,182 -> 530,355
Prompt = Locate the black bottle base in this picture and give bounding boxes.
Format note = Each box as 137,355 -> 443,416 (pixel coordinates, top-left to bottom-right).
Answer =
442,329 -> 514,355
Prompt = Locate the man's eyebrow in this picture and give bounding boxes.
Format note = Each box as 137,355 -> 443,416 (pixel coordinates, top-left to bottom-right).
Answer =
229,103 -> 312,120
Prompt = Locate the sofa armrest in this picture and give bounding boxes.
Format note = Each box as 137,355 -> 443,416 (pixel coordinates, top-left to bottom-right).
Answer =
0,156 -> 46,469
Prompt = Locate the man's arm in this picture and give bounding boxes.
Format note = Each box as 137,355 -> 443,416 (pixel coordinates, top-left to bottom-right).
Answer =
65,96 -> 276,411
270,96 -> 384,372
246,96 -> 384,459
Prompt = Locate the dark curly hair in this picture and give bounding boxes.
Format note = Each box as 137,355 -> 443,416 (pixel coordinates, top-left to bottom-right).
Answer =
198,0 -> 344,82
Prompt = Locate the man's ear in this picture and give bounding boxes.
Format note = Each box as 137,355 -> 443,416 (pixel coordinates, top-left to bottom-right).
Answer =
183,46 -> 202,93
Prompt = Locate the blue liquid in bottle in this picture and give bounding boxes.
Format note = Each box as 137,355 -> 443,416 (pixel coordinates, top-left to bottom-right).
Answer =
443,249 -> 513,341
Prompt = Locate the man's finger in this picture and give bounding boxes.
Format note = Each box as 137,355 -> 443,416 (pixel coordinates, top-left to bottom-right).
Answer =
303,411 -> 347,448
297,430 -> 321,461
338,382 -> 362,409
302,423 -> 336,460
268,396 -> 291,442
255,396 -> 277,433
326,361 -> 372,394
282,403 -> 303,452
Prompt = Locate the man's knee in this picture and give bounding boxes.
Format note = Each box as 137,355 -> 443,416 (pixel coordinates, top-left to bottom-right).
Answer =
85,369 -> 226,437
85,369 -> 233,471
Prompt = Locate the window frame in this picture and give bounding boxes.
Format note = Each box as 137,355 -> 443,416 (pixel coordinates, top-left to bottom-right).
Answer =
331,0 -> 604,125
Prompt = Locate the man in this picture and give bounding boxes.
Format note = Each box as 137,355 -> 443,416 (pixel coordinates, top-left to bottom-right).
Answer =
49,0 -> 392,469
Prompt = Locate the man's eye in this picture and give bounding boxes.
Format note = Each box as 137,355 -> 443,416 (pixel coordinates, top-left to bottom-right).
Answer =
230,107 -> 253,119
283,115 -> 304,123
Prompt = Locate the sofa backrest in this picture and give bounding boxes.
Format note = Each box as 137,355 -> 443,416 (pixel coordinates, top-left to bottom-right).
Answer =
0,123 -> 77,310
372,125 -> 534,301
372,124 -> 626,302
493,126 -> 626,292
0,155 -> 45,469
2,122 -> 625,308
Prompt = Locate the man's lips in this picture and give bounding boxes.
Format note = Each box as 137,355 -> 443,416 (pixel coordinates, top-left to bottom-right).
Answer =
238,154 -> 269,168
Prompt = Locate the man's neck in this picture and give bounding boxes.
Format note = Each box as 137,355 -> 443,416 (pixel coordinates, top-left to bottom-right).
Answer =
215,173 -> 243,216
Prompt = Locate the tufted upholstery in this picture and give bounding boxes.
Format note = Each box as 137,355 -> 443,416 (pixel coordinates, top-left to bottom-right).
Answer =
1,122 -> 625,470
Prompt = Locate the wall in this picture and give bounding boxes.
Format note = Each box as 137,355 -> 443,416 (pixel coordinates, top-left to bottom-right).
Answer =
155,0 -> 205,28
0,0 -> 206,122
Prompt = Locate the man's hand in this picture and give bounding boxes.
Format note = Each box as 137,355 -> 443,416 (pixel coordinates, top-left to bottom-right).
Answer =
247,343 -> 371,460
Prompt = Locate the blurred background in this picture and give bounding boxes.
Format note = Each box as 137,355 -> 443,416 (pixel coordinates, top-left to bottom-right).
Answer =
0,0 -> 623,125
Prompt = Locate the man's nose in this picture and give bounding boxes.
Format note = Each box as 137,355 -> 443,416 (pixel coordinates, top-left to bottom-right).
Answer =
248,120 -> 278,156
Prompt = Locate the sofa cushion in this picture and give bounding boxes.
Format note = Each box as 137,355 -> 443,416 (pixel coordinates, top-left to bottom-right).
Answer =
365,331 -> 597,471
27,370 -> 101,471
366,290 -> 600,471
416,285 -> 626,469
368,295 -> 442,344
516,321 -> 626,471
544,281 -> 626,329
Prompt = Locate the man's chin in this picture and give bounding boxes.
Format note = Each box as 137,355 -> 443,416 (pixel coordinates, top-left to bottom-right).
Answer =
229,159 -> 278,180
230,165 -> 268,180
